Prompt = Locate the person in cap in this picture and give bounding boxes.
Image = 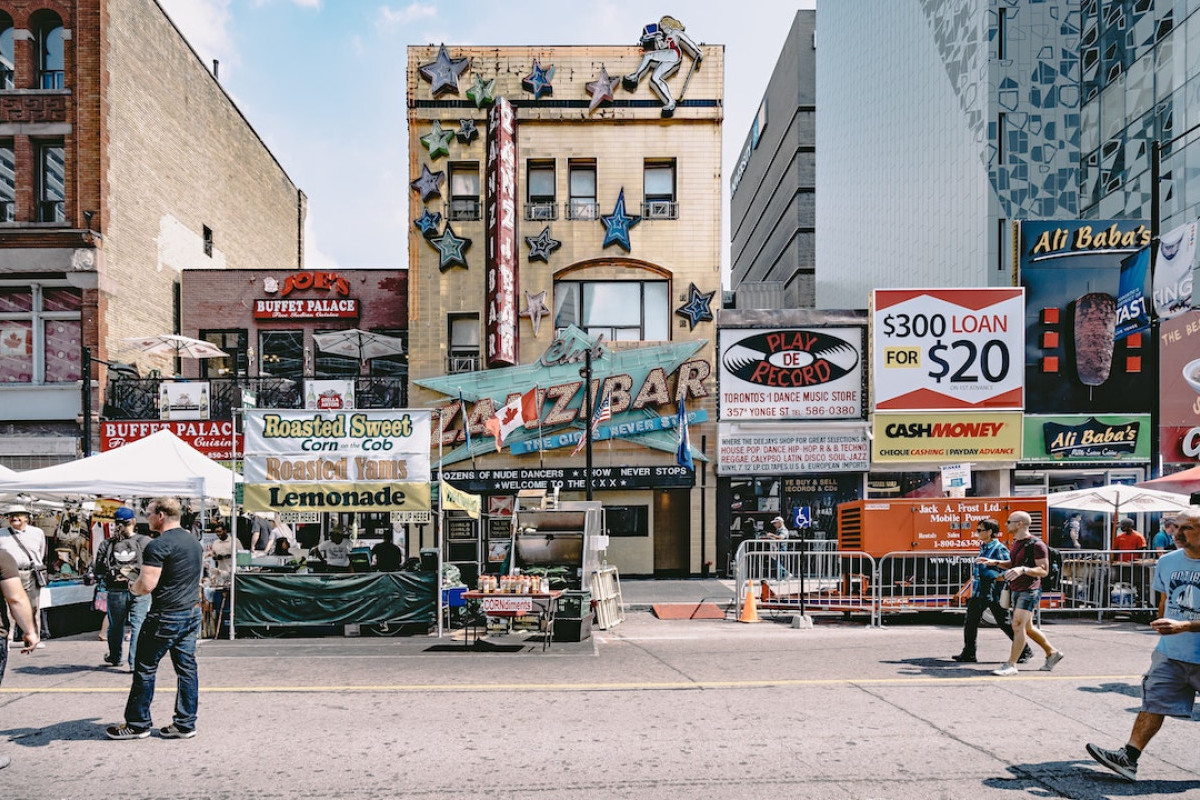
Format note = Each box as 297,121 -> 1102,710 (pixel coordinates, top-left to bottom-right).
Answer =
755,516 -> 792,580
91,507 -> 151,670
0,505 -> 46,646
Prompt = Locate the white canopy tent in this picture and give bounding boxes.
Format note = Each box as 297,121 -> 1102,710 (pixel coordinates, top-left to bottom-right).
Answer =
0,430 -> 237,500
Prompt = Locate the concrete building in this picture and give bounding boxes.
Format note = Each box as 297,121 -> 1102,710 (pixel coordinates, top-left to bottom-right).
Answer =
0,0 -> 304,467
814,0 -> 1081,309
406,28 -> 723,577
728,10 -> 816,309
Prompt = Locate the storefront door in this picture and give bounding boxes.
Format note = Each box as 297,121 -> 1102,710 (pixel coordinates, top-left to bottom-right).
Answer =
653,488 -> 690,577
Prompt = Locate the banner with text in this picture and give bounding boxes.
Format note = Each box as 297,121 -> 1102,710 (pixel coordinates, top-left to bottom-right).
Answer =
101,420 -> 241,460
872,412 -> 1023,463
717,423 -> 869,475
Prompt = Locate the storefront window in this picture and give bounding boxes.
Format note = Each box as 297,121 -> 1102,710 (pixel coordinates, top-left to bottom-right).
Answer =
200,329 -> 247,378
259,330 -> 303,378
314,329 -> 358,378
0,284 -> 80,383
367,329 -> 407,378
554,280 -> 668,341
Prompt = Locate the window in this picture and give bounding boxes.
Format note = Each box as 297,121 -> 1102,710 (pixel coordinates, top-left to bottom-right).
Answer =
32,11 -> 63,90
605,506 -> 649,537
0,13 -> 14,89
448,162 -> 480,221
0,283 -> 82,384
0,142 -> 14,222
365,328 -> 407,378
36,141 -> 64,222
258,331 -> 303,378
448,314 -> 479,373
199,330 -> 248,378
997,6 -> 1007,60
203,226 -> 213,257
525,160 -> 557,220
642,159 -> 678,218
567,161 -> 597,220
554,280 -> 669,341
996,112 -> 1006,166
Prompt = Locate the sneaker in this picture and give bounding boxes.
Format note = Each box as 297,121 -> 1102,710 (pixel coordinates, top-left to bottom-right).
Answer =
1017,647 -> 1034,664
102,656 -> 120,667
1086,743 -> 1137,782
992,664 -> 1019,676
34,642 -> 45,649
0,754 -> 10,770
159,724 -> 196,739
105,724 -> 150,740
1042,651 -> 1065,671
951,652 -> 977,663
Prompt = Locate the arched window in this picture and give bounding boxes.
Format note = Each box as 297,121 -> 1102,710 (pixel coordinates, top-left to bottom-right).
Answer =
31,11 -> 64,90
0,13 -> 15,90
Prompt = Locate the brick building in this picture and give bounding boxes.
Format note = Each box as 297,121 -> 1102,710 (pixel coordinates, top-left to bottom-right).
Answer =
0,0 -> 304,466
406,28 -> 723,578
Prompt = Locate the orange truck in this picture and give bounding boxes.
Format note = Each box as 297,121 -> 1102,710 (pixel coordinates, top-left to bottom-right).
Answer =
836,496 -> 1056,611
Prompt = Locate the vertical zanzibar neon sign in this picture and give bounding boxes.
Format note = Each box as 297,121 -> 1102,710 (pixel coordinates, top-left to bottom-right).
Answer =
485,97 -> 519,367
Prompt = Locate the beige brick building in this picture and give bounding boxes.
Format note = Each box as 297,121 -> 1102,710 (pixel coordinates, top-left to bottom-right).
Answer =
0,0 -> 304,465
406,38 -> 723,577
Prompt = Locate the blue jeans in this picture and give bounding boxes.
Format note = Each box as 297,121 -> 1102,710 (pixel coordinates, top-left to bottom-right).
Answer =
123,606 -> 201,732
106,590 -> 151,668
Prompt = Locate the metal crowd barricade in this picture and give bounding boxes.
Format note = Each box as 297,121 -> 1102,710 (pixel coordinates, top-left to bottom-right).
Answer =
875,550 -> 977,614
732,539 -> 878,627
1049,548 -> 1160,619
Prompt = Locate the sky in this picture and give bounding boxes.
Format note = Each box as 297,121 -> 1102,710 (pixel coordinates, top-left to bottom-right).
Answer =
158,0 -> 813,282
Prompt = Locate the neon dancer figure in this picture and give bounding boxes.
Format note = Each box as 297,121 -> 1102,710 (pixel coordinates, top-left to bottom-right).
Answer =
622,16 -> 702,117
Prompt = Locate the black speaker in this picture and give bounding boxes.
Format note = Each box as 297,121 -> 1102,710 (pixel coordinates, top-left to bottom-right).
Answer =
419,548 -> 439,572
1190,492 -> 1200,506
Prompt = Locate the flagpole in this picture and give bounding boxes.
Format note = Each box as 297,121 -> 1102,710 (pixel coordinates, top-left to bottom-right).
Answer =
536,383 -> 544,469
583,350 -> 594,501
436,407 -> 444,638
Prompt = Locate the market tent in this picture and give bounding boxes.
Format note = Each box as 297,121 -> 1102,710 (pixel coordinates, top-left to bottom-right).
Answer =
1137,465 -> 1200,497
0,430 -> 237,500
1047,484 -> 1190,516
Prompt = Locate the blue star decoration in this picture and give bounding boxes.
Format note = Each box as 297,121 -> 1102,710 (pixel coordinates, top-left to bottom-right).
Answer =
524,226 -> 562,263
599,188 -> 641,251
675,283 -> 715,330
520,290 -> 551,335
419,121 -> 454,160
585,65 -> 617,114
455,118 -> 479,144
522,59 -> 555,99
466,74 -> 496,108
418,44 -> 470,96
429,223 -> 471,271
413,209 -> 442,238
410,164 -> 445,201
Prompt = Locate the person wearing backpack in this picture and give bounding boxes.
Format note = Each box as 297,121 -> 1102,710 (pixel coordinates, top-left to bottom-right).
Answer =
91,507 -> 150,671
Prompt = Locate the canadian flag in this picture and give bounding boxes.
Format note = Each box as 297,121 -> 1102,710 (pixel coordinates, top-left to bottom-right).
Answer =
0,326 -> 31,358
483,388 -> 539,451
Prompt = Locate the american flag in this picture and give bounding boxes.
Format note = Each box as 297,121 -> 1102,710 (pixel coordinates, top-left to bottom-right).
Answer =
571,390 -> 611,456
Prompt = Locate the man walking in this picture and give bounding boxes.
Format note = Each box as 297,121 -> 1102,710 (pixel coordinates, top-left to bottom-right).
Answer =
952,518 -> 1032,664
978,511 -> 1064,676
1,505 -> 46,645
106,497 -> 204,741
1,548 -> 40,769
92,506 -> 150,670
1085,506 -> 1200,781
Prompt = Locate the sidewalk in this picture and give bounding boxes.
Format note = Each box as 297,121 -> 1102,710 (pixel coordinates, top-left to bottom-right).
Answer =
617,577 -> 735,610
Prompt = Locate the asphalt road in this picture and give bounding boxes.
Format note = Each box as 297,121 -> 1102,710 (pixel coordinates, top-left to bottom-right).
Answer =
1,612 -> 1197,799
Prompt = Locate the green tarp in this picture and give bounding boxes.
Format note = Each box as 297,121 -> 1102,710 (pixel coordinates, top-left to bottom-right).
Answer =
234,572 -> 437,627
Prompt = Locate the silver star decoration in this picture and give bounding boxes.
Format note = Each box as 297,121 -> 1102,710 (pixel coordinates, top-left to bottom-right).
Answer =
410,164 -> 445,201
429,223 -> 471,271
585,66 -> 617,114
418,44 -> 469,96
420,121 -> 454,159
520,290 -> 551,335
524,226 -> 562,263
455,118 -> 479,144
466,74 -> 496,108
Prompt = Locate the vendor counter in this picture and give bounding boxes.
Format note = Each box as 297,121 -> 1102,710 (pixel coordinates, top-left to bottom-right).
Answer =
40,579 -> 102,637
232,571 -> 437,628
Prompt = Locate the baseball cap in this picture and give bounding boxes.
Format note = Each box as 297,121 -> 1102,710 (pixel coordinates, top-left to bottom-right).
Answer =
114,507 -> 136,521
771,516 -> 785,525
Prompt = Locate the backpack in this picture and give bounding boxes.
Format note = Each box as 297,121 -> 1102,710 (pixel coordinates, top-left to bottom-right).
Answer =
1019,538 -> 1062,592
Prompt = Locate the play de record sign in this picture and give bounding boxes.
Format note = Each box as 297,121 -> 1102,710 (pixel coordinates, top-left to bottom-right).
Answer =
873,288 -> 1024,411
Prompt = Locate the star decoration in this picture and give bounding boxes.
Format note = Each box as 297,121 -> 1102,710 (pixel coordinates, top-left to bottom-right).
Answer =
599,188 -> 641,251
413,209 -> 442,238
585,66 -> 617,114
419,121 -> 454,160
521,59 -> 555,99
520,290 -> 551,335
429,223 -> 471,271
524,226 -> 562,263
410,164 -> 445,201
418,44 -> 469,96
455,118 -> 479,144
466,74 -> 496,108
675,283 -> 715,331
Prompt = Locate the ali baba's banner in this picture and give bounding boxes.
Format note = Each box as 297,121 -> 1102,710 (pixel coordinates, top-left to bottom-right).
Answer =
871,412 -> 1023,463
242,409 -> 431,512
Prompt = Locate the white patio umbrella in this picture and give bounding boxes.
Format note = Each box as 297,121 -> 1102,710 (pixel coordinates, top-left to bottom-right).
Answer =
313,329 -> 405,361
121,334 -> 229,360
1047,484 -> 1191,516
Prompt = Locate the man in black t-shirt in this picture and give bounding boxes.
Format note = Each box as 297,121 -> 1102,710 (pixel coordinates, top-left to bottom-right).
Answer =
106,498 -> 204,741
372,531 -> 403,572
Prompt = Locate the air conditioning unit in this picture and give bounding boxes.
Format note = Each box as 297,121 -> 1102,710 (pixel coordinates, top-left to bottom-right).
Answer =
644,201 -> 677,219
526,203 -> 556,221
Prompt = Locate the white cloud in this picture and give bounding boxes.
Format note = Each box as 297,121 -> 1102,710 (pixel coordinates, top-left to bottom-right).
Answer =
157,0 -> 237,69
378,3 -> 437,27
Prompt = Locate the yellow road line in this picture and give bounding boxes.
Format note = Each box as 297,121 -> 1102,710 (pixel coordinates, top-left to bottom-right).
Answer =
0,673 -> 1143,694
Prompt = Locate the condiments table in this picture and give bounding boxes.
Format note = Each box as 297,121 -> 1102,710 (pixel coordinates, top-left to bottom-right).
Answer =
461,590 -> 563,651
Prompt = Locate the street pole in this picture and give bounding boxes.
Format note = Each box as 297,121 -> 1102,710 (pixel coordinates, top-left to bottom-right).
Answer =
1151,140 -> 1161,480
583,349 -> 594,501
81,345 -> 92,456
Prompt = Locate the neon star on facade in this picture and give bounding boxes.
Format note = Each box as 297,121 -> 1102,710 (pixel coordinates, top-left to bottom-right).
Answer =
410,164 -> 445,201
522,59 -> 555,99
430,223 -> 472,271
599,188 -> 641,251
419,121 -> 454,159
585,65 -> 618,114
675,282 -> 715,330
524,226 -> 562,263
520,290 -> 551,335
418,44 -> 470,96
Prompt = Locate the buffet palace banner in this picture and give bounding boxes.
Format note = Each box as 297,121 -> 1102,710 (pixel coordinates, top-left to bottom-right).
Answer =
871,412 -> 1023,463
242,409 -> 431,512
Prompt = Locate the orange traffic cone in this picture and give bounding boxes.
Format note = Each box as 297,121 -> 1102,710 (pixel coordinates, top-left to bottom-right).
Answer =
740,582 -> 761,623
